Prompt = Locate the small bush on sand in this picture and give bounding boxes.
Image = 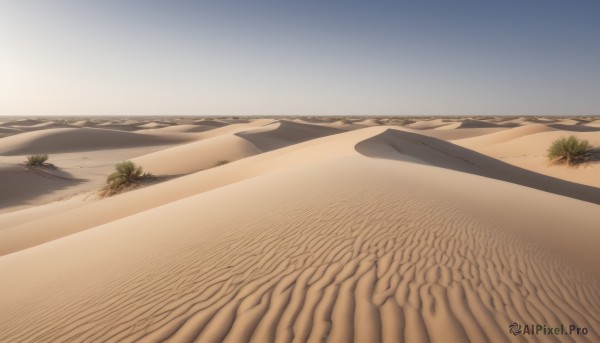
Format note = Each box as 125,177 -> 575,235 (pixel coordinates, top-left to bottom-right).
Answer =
548,135 -> 591,165
215,160 -> 229,166
25,154 -> 49,167
101,161 -> 152,196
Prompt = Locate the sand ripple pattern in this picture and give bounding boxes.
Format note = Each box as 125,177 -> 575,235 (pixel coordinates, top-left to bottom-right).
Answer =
1,160 -> 599,343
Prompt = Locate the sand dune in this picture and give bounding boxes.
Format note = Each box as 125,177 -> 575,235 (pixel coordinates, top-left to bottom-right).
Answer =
0,127 -> 383,255
1,153 -> 599,342
133,134 -> 261,175
0,128 -> 191,155
0,119 -> 44,127
0,127 -> 23,134
1,117 -> 599,343
585,119 -> 600,127
293,118 -> 365,131
191,120 -> 276,140
406,119 -> 450,130
452,123 -> 557,146
0,164 -> 82,211
3,124 -> 599,253
455,119 -> 516,129
456,129 -> 600,158
355,128 -> 600,204
103,124 -> 147,131
7,123 -> 79,132
432,122 -> 461,130
548,123 -> 600,132
0,127 -> 24,138
194,119 -> 229,127
406,118 -> 510,130
417,127 -> 507,141
554,119 -> 582,126
454,129 -> 600,188
137,122 -> 171,129
28,121 -> 78,129
136,124 -> 214,134
71,119 -> 97,127
236,120 -> 343,151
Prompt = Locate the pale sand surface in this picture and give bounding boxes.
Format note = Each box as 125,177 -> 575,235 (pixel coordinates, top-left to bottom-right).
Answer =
0,127 -> 192,155
454,125 -> 600,188
0,116 -> 599,342
0,145 -> 186,214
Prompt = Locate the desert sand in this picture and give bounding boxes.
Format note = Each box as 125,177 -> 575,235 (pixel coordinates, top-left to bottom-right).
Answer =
0,116 -> 599,342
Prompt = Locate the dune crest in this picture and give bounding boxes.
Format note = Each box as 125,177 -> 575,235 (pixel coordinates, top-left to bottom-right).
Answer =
236,120 -> 343,151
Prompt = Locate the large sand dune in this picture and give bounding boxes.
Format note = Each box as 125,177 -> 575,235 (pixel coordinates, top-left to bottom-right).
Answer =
454,128 -> 600,188
133,134 -> 261,175
136,124 -> 214,134
0,117 -> 599,343
356,129 -> 600,204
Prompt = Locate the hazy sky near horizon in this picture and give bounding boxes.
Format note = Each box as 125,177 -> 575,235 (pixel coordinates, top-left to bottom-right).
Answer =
1,1 -> 599,116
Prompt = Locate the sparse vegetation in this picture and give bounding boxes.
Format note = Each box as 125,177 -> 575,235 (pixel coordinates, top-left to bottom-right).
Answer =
101,161 -> 152,196
215,160 -> 229,167
548,135 -> 592,165
25,154 -> 49,167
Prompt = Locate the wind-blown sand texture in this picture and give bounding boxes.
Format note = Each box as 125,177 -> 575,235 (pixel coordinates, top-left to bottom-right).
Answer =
0,116 -> 599,342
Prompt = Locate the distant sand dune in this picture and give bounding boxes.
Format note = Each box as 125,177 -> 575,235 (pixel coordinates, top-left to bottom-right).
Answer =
0,119 -> 44,127
455,128 -> 600,157
417,127 -> 506,141
71,119 -> 97,127
133,134 -> 261,175
136,124 -> 214,134
585,119 -> 600,128
136,122 -> 170,129
236,120 -> 342,151
406,119 -> 450,130
456,119 -> 517,129
453,128 -> 600,188
548,123 -> 600,132
5,121 -> 80,132
452,123 -> 557,146
0,128 -> 191,155
194,119 -> 229,127
0,127 -> 24,138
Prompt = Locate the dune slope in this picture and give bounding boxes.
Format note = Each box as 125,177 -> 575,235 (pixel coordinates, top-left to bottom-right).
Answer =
0,128 -> 190,155
133,134 -> 261,175
236,120 -> 343,151
0,165 -> 82,210
355,129 -> 600,204
0,155 -> 599,343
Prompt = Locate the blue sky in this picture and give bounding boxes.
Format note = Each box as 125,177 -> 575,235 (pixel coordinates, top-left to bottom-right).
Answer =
1,1 -> 599,116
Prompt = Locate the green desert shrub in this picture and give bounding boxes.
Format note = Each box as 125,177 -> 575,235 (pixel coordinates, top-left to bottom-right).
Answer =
102,161 -> 152,196
215,160 -> 229,166
547,135 -> 591,165
25,154 -> 49,167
